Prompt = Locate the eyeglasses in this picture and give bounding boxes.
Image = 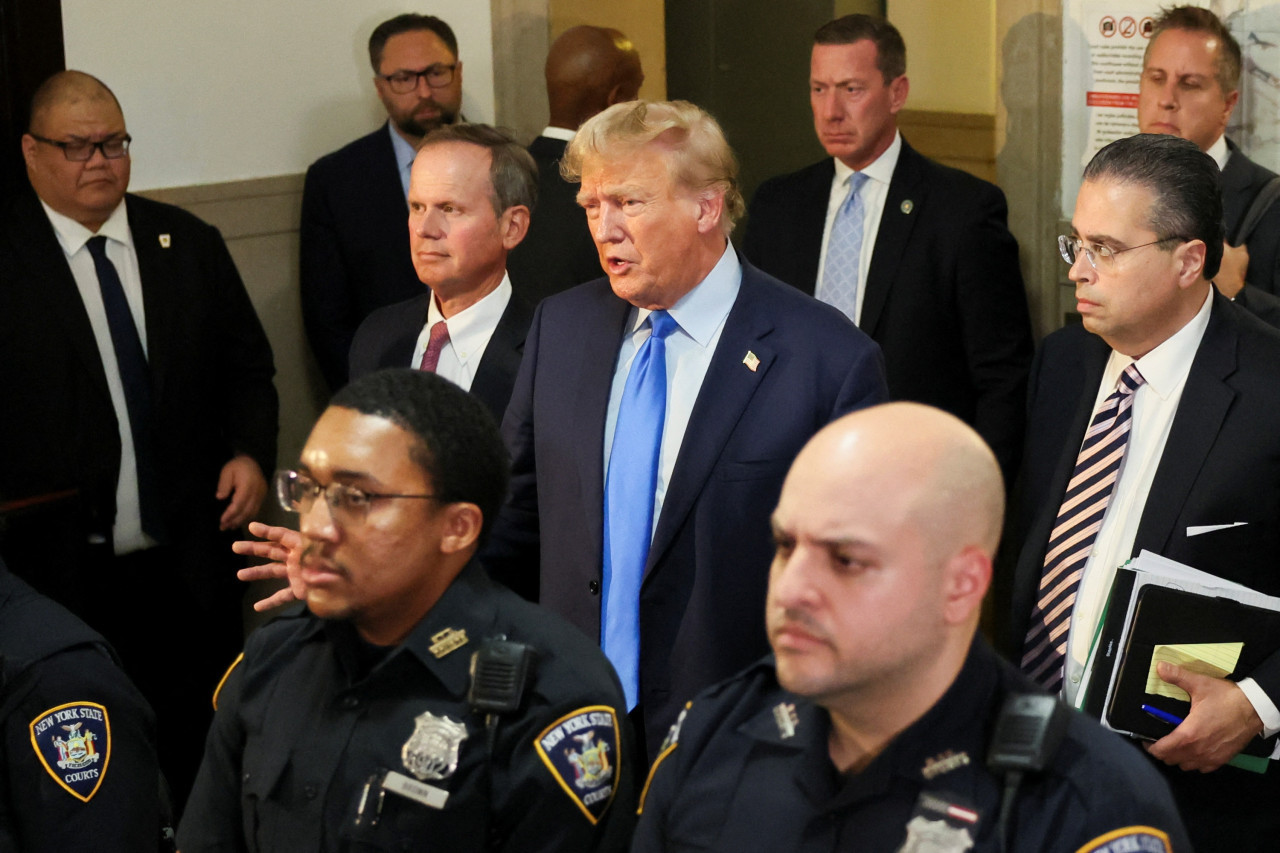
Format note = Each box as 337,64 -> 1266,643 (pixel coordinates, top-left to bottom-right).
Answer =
30,133 -> 131,161
275,469 -> 438,524
379,64 -> 457,94
1058,234 -> 1183,271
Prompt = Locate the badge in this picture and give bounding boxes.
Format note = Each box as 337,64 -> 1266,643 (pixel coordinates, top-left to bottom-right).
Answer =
29,702 -> 111,802
743,351 -> 761,372
772,702 -> 798,738
921,749 -> 970,780
159,234 -> 171,248
901,199 -> 915,215
898,816 -> 974,853
1076,827 -> 1172,853
428,627 -> 468,659
401,711 -> 468,781
534,705 -> 621,823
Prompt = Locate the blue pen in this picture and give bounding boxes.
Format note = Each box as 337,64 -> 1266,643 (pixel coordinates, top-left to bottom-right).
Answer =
1141,704 -> 1185,726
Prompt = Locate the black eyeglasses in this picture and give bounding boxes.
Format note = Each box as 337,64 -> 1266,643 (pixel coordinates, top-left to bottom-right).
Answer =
379,64 -> 457,94
275,470 -> 439,524
30,133 -> 131,162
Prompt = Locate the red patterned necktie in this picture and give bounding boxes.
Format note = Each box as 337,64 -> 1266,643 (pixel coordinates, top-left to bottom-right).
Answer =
418,321 -> 449,373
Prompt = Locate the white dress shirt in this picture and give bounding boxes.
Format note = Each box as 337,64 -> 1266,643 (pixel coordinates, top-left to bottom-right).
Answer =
411,274 -> 513,392
41,199 -> 154,555
814,131 -> 902,324
603,244 -> 741,534
1207,134 -> 1230,172
538,125 -> 577,142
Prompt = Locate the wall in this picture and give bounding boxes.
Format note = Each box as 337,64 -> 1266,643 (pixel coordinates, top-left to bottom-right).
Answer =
887,0 -> 997,114
551,0 -> 666,100
61,0 -> 496,191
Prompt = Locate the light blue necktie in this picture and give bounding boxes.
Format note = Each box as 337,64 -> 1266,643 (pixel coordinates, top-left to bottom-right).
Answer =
602,309 -> 678,709
820,171 -> 870,321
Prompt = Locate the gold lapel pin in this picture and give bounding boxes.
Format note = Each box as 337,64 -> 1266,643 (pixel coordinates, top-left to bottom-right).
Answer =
159,234 -> 171,248
743,351 -> 760,372
900,200 -> 914,215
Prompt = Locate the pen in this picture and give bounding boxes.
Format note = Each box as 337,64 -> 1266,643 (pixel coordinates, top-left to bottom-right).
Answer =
1141,704 -> 1185,726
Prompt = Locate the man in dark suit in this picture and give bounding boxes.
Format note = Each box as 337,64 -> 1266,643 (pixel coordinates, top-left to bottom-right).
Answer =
485,100 -> 888,758
348,124 -> 536,423
507,25 -> 643,303
1138,5 -> 1280,314
742,14 -> 1033,485
301,14 -> 464,390
1008,134 -> 1280,851
0,71 -> 277,808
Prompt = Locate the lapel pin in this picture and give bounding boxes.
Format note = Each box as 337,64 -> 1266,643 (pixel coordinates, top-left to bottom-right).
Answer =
900,200 -> 914,215
743,351 -> 760,372
772,702 -> 798,738
159,234 -> 171,248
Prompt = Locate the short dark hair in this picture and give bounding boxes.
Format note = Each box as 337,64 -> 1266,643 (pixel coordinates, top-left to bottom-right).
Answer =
1083,133 -> 1224,279
330,370 -> 509,545
368,14 -> 458,72
814,14 -> 906,84
1148,6 -> 1241,93
419,123 -> 538,216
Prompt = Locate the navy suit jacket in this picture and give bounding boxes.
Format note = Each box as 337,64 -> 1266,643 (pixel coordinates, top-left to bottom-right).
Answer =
742,140 -> 1033,485
507,135 -> 602,304
347,289 -> 534,423
301,124 -> 424,390
485,258 -> 888,754
1006,291 -> 1280,848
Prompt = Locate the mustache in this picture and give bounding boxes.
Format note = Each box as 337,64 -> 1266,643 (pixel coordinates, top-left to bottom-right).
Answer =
769,607 -> 831,643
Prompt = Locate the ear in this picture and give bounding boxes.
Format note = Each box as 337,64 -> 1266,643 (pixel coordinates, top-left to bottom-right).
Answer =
940,546 -> 991,626
499,205 -> 531,250
1174,239 -> 1208,289
693,190 -> 726,236
1223,87 -> 1240,123
439,502 -> 483,555
21,134 -> 38,171
888,75 -> 910,115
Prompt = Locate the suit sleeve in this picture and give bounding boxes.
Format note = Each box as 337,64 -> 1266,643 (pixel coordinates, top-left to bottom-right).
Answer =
177,656 -> 248,852
952,182 -> 1034,486
300,164 -> 360,392
830,334 -> 889,418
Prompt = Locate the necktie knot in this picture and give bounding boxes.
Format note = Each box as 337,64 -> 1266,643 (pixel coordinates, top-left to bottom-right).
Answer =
419,321 -> 450,373
1118,363 -> 1145,395
842,172 -> 870,207
648,309 -> 678,341
87,234 -> 109,260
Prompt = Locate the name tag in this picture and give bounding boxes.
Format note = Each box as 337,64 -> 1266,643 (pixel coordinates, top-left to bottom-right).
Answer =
383,769 -> 449,809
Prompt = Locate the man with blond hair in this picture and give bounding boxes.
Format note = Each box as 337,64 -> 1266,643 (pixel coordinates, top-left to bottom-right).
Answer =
484,99 -> 888,758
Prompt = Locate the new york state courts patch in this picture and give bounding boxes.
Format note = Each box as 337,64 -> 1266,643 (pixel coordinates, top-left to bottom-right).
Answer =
534,705 -> 621,823
29,701 -> 112,802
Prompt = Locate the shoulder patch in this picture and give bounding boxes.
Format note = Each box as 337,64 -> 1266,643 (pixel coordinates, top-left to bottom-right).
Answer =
29,702 -> 111,802
212,652 -> 244,711
534,705 -> 620,824
1075,826 -> 1172,853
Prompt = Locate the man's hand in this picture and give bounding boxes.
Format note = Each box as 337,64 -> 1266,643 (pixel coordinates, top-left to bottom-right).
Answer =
233,521 -> 305,612
1146,661 -> 1264,772
1215,240 -> 1250,299
217,455 -> 267,530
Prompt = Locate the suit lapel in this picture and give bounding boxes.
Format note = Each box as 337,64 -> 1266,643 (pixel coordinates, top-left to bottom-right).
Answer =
860,141 -> 926,336
645,269 -> 775,576
127,197 -> 177,400
796,162 -> 835,296
1136,296 -> 1238,554
471,293 -> 532,418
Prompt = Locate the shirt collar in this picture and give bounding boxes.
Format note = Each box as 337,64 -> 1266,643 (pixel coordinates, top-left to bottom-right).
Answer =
388,121 -> 417,177
426,273 -> 513,366
41,197 -> 131,257
832,130 -> 902,189
1207,134 -> 1230,172
628,242 -> 741,347
540,126 -> 577,142
1108,288 -> 1213,400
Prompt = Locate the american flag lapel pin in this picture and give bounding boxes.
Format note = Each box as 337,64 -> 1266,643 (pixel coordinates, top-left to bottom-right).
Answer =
743,351 -> 760,372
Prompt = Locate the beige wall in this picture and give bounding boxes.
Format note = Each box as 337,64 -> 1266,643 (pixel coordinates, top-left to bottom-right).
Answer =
888,0 -> 997,115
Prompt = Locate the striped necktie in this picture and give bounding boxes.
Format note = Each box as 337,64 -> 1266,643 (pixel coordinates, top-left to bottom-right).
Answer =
1022,363 -> 1146,692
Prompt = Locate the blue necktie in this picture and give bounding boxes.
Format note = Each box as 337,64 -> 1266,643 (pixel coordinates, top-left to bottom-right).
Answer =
602,309 -> 678,709
820,172 -> 870,321
86,235 -> 166,543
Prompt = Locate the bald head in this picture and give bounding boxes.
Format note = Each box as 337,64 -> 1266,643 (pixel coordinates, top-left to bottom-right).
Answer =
545,25 -> 644,130
28,71 -> 121,136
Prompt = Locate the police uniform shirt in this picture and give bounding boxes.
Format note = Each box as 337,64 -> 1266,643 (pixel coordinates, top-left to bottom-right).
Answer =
633,639 -> 1191,853
0,569 -> 160,853
178,560 -> 635,853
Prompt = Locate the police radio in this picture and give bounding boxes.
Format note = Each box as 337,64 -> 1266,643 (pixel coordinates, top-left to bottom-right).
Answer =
986,693 -> 1070,852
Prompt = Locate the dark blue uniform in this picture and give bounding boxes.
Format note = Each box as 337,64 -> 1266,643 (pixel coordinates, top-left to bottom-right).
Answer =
0,566 -> 162,852
178,561 -> 635,852
635,639 -> 1190,853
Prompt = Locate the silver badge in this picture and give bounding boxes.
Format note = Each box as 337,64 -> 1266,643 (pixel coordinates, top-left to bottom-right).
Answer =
898,816 -> 974,853
401,711 -> 468,781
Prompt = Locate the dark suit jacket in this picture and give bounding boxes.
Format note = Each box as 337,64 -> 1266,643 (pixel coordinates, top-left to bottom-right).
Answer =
485,259 -> 888,754
347,288 -> 535,422
301,124 -> 424,390
506,134 -> 602,304
742,140 -> 1034,485
1224,138 -> 1280,295
1006,291 -> 1280,848
0,188 -> 278,606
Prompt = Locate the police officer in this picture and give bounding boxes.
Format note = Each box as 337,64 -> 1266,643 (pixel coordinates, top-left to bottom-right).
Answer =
633,403 -> 1191,852
0,556 -> 165,851
178,369 -> 635,852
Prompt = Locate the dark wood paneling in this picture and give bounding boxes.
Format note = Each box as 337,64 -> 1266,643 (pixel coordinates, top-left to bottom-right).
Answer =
0,0 -> 64,200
